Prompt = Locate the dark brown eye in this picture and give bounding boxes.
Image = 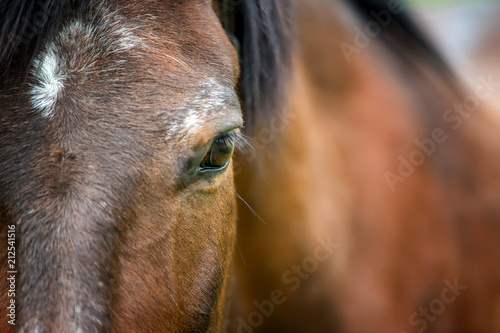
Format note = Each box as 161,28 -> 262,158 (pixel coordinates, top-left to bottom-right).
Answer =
200,135 -> 235,170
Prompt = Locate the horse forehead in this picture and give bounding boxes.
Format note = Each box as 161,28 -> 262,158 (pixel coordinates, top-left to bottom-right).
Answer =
29,0 -> 237,131
29,4 -> 152,118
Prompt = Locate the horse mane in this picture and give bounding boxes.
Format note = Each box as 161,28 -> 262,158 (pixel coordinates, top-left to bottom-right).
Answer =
227,0 -> 294,133
0,0 -> 89,68
348,0 -> 456,83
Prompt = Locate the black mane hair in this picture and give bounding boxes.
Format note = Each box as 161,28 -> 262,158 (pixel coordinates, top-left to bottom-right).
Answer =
347,0 -> 456,81
224,0 -> 294,133
0,0 -> 88,68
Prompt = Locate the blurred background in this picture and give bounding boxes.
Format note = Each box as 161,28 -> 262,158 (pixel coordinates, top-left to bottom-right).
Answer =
414,0 -> 500,90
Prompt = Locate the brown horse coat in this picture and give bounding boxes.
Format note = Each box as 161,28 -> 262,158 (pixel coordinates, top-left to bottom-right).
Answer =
232,1 -> 500,332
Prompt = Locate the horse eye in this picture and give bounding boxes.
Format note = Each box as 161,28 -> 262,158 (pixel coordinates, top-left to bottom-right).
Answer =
200,135 -> 235,170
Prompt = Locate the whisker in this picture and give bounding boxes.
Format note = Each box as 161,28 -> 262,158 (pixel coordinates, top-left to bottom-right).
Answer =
215,185 -> 246,266
222,182 -> 267,225
233,233 -> 246,266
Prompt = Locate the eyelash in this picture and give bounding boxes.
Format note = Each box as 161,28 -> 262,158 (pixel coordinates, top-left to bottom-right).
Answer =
224,130 -> 250,153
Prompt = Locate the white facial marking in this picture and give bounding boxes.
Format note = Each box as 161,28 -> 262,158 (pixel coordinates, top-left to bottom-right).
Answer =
165,79 -> 238,140
29,3 -> 153,119
184,113 -> 204,130
30,46 -> 65,118
115,25 -> 146,52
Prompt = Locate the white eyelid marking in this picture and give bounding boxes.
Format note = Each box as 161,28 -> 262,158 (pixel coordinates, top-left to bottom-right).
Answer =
184,81 -> 239,135
184,113 -> 204,131
165,79 -> 240,141
30,46 -> 65,118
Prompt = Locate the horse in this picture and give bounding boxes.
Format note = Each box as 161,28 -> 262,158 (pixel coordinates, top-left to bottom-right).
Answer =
1,1 -> 500,333
229,0 -> 500,332
0,0 -> 292,332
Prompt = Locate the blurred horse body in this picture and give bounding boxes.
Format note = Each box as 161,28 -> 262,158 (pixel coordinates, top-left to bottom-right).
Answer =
232,1 -> 500,332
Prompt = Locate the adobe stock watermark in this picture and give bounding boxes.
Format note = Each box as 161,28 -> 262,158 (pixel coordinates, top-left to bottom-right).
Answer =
6,224 -> 16,326
340,0 -> 410,63
236,235 -> 340,333
385,73 -> 500,192
401,278 -> 467,333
